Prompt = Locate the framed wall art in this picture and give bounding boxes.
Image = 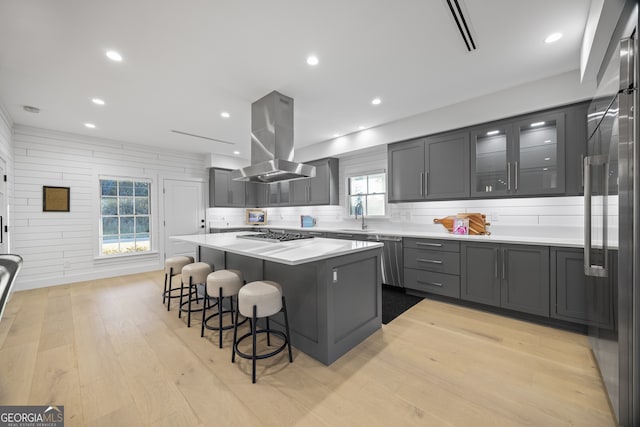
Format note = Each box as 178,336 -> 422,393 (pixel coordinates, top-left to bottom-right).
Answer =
43,186 -> 70,212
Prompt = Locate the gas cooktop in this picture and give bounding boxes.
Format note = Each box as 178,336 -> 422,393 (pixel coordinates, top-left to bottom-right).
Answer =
236,231 -> 314,243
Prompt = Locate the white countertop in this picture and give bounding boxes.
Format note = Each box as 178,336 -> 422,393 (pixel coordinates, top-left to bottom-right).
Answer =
171,232 -> 383,265
209,223 -> 619,249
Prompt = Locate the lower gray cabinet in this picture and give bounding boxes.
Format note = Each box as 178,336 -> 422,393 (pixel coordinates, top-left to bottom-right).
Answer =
551,247 -> 615,329
461,242 -> 550,317
403,238 -> 461,298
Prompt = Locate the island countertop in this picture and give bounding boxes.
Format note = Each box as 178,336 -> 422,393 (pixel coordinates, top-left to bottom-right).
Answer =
171,232 -> 383,265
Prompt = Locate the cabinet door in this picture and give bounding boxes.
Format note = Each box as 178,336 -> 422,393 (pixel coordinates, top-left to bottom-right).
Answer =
513,112 -> 565,195
388,139 -> 425,202
424,132 -> 470,200
551,248 -> 614,328
501,245 -> 549,316
460,243 -> 501,307
228,174 -> 246,207
470,124 -> 511,197
308,159 -> 330,205
290,179 -> 309,205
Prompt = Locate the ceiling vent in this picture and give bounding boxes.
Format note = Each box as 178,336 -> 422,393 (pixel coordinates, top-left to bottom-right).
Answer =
445,0 -> 477,52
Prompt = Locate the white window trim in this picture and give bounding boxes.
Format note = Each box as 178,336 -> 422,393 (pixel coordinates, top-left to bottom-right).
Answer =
345,169 -> 389,219
97,175 -> 154,258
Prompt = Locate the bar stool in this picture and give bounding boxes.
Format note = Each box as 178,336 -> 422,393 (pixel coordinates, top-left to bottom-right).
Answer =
201,269 -> 246,348
232,280 -> 293,383
179,262 -> 213,327
163,256 -> 194,311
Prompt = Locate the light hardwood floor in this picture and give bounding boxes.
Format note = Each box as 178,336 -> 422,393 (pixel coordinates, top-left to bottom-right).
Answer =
0,271 -> 615,426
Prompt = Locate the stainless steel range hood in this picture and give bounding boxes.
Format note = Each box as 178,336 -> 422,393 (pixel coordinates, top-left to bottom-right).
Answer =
231,91 -> 315,183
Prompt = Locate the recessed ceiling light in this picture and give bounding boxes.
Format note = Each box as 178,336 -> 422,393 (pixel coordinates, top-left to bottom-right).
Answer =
545,33 -> 563,44
23,105 -> 40,113
220,112 -> 230,118
530,121 -> 545,127
106,50 -> 123,62
233,151 -> 240,155
306,55 -> 319,66
84,123 -> 96,129
358,126 -> 365,130
371,98 -> 382,106
486,130 -> 500,136
92,98 -> 105,105
544,157 -> 551,161
333,133 -> 340,138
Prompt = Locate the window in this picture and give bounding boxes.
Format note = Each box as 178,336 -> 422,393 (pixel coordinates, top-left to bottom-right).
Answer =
348,172 -> 386,216
99,178 -> 151,255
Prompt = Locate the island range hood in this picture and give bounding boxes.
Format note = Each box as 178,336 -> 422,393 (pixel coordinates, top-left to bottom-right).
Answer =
231,91 -> 315,183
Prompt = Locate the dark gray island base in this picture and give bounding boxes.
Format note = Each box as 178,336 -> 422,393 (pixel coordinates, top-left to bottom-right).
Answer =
199,245 -> 382,365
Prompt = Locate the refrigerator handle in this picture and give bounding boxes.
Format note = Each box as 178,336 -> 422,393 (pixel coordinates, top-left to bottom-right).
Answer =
583,155 -> 609,277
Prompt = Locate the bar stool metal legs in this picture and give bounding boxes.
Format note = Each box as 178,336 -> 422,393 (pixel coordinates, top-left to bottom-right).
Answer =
232,280 -> 293,383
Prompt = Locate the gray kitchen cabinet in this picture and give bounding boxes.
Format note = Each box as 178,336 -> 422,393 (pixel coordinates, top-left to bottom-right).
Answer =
460,243 -> 501,306
291,158 -> 339,205
551,247 -> 615,329
470,111 -> 566,198
500,244 -> 550,317
461,242 -> 550,316
209,168 -> 246,207
403,238 -> 461,298
266,181 -> 290,206
388,132 -> 470,202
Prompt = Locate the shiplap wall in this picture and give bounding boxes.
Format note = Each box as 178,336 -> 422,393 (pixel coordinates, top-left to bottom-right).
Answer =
12,126 -> 208,290
208,145 -> 617,230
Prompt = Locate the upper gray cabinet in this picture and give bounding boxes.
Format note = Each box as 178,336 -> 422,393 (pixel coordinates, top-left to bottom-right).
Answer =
388,131 -> 470,202
470,111 -> 566,197
209,168 -> 246,207
564,102 -> 589,196
290,158 -> 339,206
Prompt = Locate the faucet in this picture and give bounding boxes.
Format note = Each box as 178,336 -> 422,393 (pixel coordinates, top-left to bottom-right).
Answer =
354,200 -> 367,230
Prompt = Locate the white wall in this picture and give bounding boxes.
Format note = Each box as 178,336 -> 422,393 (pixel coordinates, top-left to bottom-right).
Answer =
0,104 -> 15,252
12,126 -> 208,290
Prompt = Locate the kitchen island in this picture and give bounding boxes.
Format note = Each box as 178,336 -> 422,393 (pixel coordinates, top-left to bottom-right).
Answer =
171,232 -> 384,365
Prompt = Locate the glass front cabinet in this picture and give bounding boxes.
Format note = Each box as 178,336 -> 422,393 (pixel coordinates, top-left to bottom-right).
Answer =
470,112 -> 565,197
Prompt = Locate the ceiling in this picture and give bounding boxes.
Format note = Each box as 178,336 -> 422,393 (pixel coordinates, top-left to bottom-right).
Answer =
0,0 -> 592,161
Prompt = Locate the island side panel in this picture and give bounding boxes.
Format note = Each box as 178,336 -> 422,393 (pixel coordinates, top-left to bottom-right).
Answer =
262,261 -> 325,358
324,248 -> 382,364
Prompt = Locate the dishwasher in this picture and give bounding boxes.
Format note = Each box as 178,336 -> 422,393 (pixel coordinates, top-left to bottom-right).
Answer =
368,234 -> 403,287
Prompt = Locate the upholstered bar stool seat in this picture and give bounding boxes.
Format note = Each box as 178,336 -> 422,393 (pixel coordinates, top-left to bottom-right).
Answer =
179,262 -> 213,327
232,280 -> 293,383
163,256 -> 194,311
201,269 -> 246,348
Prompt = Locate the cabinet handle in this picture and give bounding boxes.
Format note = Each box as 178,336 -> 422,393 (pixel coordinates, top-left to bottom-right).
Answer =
417,259 -> 443,264
309,231 -> 323,236
420,172 -> 424,196
425,171 -> 429,196
507,162 -> 511,190
580,154 -> 585,188
416,242 -> 442,247
514,161 -> 518,190
417,280 -> 443,287
494,248 -> 498,278
336,234 -> 353,238
502,250 -> 506,280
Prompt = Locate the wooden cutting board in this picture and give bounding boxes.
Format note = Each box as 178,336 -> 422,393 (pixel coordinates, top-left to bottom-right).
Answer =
433,213 -> 491,235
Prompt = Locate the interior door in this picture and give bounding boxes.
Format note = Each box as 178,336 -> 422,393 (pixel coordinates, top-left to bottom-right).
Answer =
163,179 -> 205,259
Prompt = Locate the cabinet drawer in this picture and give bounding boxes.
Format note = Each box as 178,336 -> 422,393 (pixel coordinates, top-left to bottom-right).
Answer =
404,248 -> 460,275
403,238 -> 459,253
404,268 -> 460,298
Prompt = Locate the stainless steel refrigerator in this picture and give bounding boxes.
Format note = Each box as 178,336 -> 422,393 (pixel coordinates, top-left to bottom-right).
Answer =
584,4 -> 638,425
